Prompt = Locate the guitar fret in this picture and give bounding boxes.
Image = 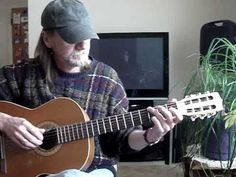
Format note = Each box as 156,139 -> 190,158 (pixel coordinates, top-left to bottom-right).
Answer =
87,122 -> 93,138
71,125 -> 75,140
96,119 -> 101,135
81,124 -> 84,139
67,125 -> 71,141
109,117 -> 113,132
59,127 -> 63,143
125,113 -> 132,128
92,120 -> 97,135
147,111 -> 151,121
102,118 -> 106,134
59,127 -> 64,143
115,116 -> 120,130
90,121 -> 95,136
123,114 -> 127,129
110,116 -> 117,131
64,127 -> 68,142
85,122 -> 89,138
138,110 -> 143,124
56,128 -> 61,144
67,126 -> 70,142
76,124 -> 79,140
75,124 -> 80,139
117,115 -> 124,129
130,112 -> 134,127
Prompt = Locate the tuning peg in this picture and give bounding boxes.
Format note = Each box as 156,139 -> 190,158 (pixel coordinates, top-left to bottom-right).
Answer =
190,117 -> 195,121
200,114 -> 207,119
190,114 -> 208,121
207,113 -> 215,118
185,95 -> 190,98
190,115 -> 197,121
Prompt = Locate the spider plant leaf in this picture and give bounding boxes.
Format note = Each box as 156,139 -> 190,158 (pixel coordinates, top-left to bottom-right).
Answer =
224,110 -> 236,129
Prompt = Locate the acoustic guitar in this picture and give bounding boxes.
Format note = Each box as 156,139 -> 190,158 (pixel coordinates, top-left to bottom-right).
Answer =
0,92 -> 223,177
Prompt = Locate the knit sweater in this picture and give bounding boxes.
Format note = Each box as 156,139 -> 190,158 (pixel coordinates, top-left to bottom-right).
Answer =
0,58 -> 140,176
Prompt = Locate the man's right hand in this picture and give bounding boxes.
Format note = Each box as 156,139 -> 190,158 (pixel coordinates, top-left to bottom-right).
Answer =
0,112 -> 45,149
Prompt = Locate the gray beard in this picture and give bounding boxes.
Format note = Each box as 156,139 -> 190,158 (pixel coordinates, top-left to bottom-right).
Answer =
66,58 -> 90,68
64,52 -> 90,70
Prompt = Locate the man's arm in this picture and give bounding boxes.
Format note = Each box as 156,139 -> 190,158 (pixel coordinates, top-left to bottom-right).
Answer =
128,105 -> 183,151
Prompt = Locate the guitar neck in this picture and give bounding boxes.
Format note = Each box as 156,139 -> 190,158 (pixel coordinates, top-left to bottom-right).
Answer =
43,90 -> 224,146
46,109 -> 149,145
44,102 -> 177,145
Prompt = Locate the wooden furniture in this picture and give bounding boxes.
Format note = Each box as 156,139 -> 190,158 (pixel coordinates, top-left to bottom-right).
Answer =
11,7 -> 28,64
184,156 -> 236,177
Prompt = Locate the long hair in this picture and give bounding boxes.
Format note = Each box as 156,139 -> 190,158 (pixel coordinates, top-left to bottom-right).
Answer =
34,30 -> 57,87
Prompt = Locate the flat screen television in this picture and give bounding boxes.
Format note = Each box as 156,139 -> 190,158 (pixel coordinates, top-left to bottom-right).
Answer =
89,32 -> 169,100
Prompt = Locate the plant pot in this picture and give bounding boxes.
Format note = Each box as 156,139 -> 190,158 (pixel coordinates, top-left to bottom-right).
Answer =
202,120 -> 236,161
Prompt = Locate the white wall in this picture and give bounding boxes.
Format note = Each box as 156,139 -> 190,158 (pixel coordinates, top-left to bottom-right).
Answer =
0,0 -> 27,66
23,0 -> 236,98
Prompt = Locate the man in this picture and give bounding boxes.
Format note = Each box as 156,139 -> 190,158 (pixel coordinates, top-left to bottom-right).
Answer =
0,0 -> 183,177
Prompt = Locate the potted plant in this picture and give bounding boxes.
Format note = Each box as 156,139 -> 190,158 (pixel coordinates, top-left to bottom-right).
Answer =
180,37 -> 236,175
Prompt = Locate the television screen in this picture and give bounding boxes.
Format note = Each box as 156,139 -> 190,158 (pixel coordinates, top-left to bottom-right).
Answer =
90,32 -> 169,99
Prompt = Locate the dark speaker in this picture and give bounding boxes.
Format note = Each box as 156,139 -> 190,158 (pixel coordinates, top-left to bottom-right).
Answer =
200,20 -> 236,56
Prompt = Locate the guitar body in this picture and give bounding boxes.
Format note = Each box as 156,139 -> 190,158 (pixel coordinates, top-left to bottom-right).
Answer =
0,98 -> 94,177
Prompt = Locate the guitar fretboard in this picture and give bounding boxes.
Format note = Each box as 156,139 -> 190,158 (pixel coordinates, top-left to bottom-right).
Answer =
44,109 -> 152,145
43,102 -> 178,146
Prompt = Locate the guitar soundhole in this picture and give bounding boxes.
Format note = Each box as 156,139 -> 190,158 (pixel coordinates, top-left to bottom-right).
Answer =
40,129 -> 58,150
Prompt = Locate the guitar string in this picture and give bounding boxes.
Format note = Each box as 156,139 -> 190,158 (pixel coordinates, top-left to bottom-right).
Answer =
41,103 -> 178,143
3,112 -> 158,150
3,98 -> 219,149
41,103 -> 177,145
41,103 -> 178,146
42,109 -> 150,143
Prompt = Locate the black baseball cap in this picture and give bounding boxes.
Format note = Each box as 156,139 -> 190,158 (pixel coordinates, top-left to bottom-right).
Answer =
41,0 -> 99,44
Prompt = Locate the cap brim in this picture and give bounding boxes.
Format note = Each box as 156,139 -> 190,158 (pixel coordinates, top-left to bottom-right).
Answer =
56,24 -> 99,44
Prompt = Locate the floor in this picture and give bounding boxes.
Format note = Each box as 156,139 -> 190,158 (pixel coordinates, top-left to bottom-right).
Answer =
117,162 -> 185,177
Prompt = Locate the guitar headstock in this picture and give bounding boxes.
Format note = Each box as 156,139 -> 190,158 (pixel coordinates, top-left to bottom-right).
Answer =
176,92 -> 224,121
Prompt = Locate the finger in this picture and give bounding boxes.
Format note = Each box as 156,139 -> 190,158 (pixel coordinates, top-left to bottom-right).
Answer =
14,131 -> 38,149
22,121 -> 44,142
39,128 -> 46,134
169,107 -> 183,123
169,99 -> 183,123
27,126 -> 45,142
21,130 -> 43,147
147,106 -> 176,131
19,138 -> 33,149
9,134 -> 29,149
151,116 -> 165,134
155,106 -> 175,130
147,107 -> 167,130
169,99 -> 178,109
157,106 -> 176,128
17,124 -> 43,147
147,119 -> 165,143
147,106 -> 156,114
152,109 -> 172,132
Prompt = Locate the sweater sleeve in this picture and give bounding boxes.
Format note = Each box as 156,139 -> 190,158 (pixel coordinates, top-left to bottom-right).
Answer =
99,67 -> 142,157
0,63 -> 24,101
